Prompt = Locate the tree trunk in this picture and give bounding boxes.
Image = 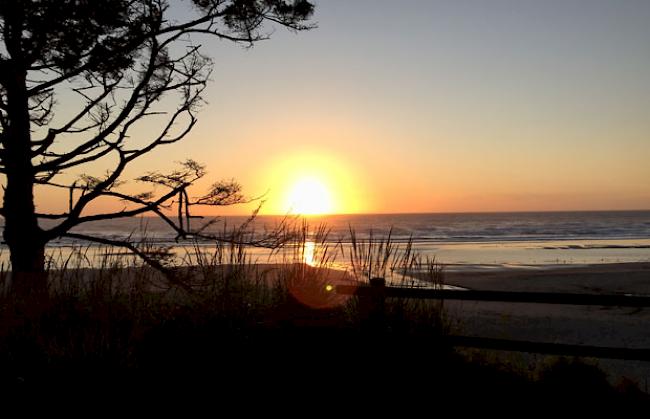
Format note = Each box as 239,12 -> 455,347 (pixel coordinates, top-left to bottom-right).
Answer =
2,63 -> 47,298
7,240 -> 47,297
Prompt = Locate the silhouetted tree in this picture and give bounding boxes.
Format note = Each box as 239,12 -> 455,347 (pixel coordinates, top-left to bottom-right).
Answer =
0,0 -> 314,296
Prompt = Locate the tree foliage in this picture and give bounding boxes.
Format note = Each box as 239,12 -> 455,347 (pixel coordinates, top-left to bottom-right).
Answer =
0,0 -> 314,281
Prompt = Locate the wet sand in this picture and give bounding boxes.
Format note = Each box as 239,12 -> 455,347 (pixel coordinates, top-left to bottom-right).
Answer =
444,262 -> 650,294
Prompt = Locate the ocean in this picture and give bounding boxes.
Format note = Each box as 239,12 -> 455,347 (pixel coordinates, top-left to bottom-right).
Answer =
3,210 -> 650,270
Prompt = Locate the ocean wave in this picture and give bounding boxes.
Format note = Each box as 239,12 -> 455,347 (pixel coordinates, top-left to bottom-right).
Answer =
1,211 -> 648,248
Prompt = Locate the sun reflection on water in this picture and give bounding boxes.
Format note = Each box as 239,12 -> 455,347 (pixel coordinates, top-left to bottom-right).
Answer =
303,240 -> 316,266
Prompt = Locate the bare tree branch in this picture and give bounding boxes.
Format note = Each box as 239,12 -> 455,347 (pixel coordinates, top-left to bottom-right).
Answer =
0,0 -> 315,285
61,231 -> 192,292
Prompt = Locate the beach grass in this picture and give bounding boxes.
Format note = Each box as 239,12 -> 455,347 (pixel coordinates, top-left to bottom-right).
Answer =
0,223 -> 647,406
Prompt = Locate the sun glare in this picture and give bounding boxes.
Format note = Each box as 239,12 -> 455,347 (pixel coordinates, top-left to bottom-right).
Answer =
286,177 -> 333,215
260,151 -> 369,215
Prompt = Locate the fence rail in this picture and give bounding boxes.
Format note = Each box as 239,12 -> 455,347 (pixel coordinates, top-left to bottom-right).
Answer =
448,336 -> 650,361
335,285 -> 650,307
336,279 -> 650,361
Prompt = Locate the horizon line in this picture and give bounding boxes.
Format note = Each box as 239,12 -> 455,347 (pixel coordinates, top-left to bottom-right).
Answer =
126,208 -> 650,218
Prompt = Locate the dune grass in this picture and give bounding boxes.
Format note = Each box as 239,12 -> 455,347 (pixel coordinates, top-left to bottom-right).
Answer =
0,223 -> 647,405
0,224 -> 446,367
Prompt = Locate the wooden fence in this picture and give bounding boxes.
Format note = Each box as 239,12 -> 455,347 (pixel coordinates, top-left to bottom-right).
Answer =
335,278 -> 650,361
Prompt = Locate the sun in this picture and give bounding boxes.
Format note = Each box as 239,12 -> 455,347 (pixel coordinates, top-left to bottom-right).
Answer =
260,151 -> 368,215
286,177 -> 333,215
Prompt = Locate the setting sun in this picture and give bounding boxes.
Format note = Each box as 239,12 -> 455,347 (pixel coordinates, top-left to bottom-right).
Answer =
257,151 -> 369,216
286,177 -> 333,215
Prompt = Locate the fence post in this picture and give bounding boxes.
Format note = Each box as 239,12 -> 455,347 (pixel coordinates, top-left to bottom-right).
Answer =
361,277 -> 386,333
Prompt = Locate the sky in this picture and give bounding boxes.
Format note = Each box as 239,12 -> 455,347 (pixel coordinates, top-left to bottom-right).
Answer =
40,0 -> 650,216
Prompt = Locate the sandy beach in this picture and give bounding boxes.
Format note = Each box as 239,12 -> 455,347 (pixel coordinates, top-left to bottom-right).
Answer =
434,262 -> 650,387
444,262 -> 650,294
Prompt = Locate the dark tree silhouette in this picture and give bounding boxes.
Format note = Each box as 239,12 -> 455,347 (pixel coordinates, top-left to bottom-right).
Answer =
0,0 -> 314,295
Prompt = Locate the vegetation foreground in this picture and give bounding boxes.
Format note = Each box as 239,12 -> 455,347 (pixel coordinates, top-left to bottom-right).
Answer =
0,234 -> 648,408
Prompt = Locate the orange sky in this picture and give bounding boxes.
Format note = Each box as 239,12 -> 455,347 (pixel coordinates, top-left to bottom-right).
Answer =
32,1 -> 650,216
